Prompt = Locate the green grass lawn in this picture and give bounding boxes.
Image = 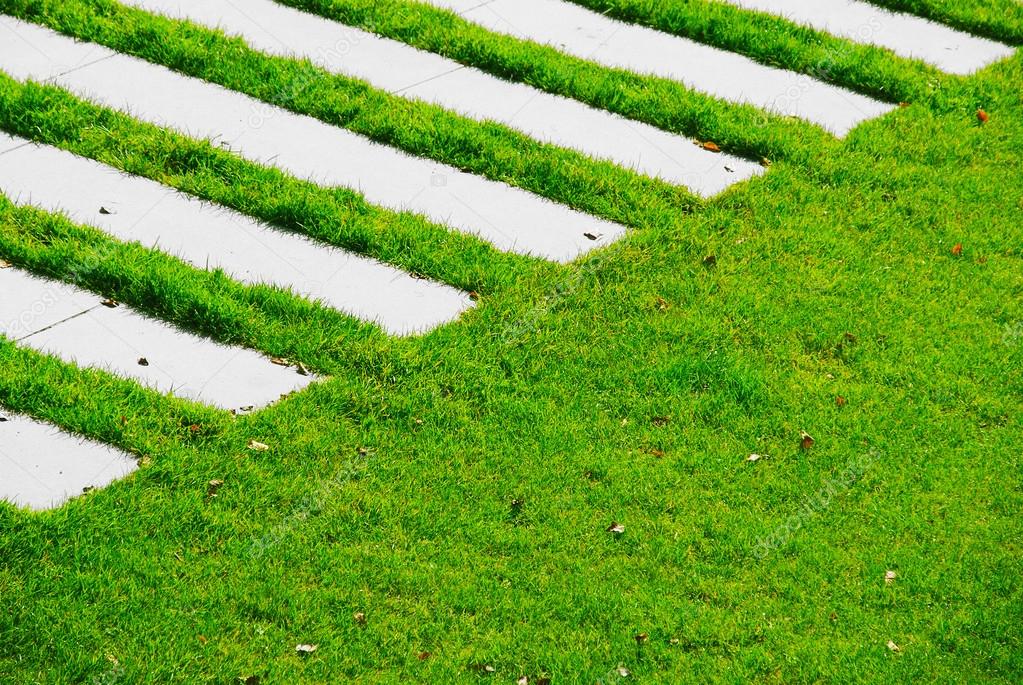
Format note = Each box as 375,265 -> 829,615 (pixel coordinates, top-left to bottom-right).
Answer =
1,0 -> 1021,682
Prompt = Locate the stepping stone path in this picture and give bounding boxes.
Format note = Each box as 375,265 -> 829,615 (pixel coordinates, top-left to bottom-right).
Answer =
0,133 -> 473,336
0,1 -> 1014,508
417,0 -> 897,136
121,0 -> 764,195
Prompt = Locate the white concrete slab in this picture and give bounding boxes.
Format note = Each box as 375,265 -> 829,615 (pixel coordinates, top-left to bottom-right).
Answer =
0,267 -> 315,411
715,0 -> 1015,76
0,410 -> 138,511
0,259 -> 102,339
0,132 -> 28,155
417,0 -> 896,137
116,0 -> 762,195
0,133 -> 473,336
0,16 -> 627,262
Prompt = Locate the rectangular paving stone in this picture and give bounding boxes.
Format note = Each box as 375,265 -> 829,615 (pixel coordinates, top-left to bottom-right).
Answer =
118,0 -> 763,195
716,0 -> 1015,75
0,267 -> 315,412
418,0 -> 897,137
0,132 -> 474,336
0,410 -> 138,511
0,15 -> 626,263
0,262 -> 101,339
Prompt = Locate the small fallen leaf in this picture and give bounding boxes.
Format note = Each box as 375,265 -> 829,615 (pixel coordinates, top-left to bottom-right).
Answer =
800,431 -> 815,450
475,664 -> 496,674
295,644 -> 318,654
952,243 -> 963,256
655,296 -> 671,311
0,258 -> 10,269
239,677 -> 260,685
898,101 -> 911,109
137,357 -> 149,367
417,651 -> 432,661
607,522 -> 626,535
188,424 -> 202,435
835,396 -> 847,407
197,635 -> 208,645
886,640 -> 901,653
702,254 -> 717,267
699,141 -> 721,152
616,666 -> 632,677
977,108 -> 989,124
583,232 -> 601,241
885,570 -> 897,585
100,298 -> 118,308
353,612 -> 367,625
468,290 -> 481,301
247,440 -> 270,452
668,637 -> 680,645
270,357 -> 290,367
207,479 -> 225,497
99,206 -> 114,215
635,633 -> 649,644
651,416 -> 670,427
517,678 -> 529,685
829,612 -> 838,622
747,453 -> 763,463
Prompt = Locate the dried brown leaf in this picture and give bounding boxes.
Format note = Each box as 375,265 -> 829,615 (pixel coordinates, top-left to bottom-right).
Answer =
800,431 -> 815,450
207,479 -> 224,497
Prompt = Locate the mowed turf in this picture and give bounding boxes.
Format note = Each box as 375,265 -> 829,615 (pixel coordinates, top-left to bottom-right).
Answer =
0,0 -> 1022,682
